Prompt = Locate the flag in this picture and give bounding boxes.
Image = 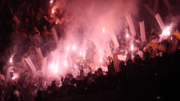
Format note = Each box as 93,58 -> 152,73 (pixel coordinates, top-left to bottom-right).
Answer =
41,57 -> 47,76
155,13 -> 166,30
139,21 -> 146,42
105,42 -> 112,57
125,14 -> 136,39
25,57 -> 37,78
35,47 -> 44,60
52,27 -> 59,44
113,53 -> 120,72
173,30 -> 180,40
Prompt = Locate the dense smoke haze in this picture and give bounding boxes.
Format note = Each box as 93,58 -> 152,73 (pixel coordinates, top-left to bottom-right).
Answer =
48,0 -> 140,76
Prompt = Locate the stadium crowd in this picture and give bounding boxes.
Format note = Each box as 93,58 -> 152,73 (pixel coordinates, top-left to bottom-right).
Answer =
0,0 -> 180,101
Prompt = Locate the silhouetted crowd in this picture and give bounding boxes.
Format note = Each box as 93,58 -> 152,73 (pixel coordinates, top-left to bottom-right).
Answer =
0,0 -> 180,101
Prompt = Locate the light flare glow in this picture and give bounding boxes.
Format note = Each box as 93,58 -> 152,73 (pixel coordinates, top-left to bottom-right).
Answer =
50,0 -> 53,3
63,60 -> 68,67
126,33 -> 129,38
102,27 -> 105,33
99,57 -> 103,63
79,51 -> 82,56
52,9 -> 55,14
10,57 -> 13,63
12,76 -> 16,80
162,27 -> 170,36
170,37 -> 173,40
72,45 -> 76,50
131,44 -> 134,51
50,61 -> 59,73
12,73 -> 18,80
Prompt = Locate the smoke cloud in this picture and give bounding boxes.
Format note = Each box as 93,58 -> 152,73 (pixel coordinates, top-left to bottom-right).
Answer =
48,0 -> 140,76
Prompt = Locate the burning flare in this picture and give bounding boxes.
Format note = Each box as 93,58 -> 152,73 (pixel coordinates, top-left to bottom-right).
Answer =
52,9 -> 55,14
102,27 -> 105,33
63,60 -> 68,67
131,44 -> 134,51
126,33 -> 129,38
162,26 -> 170,36
72,45 -> 76,50
10,57 -> 13,63
50,0 -> 53,4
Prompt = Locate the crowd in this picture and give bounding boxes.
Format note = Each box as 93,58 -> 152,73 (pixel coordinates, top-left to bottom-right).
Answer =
0,0 -> 180,101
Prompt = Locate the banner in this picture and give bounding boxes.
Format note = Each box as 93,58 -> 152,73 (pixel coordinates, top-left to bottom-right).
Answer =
125,14 -> 136,39
148,41 -> 170,54
35,47 -> 44,60
163,0 -> 172,11
155,13 -> 166,30
139,21 -> 146,42
173,30 -> 180,40
171,40 -> 179,53
52,27 -> 59,44
41,57 -> 47,76
25,57 -> 37,78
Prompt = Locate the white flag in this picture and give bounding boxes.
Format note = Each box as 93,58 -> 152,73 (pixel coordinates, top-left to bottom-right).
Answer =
52,27 -> 59,44
139,21 -> 146,42
25,57 -> 37,78
155,13 -> 166,30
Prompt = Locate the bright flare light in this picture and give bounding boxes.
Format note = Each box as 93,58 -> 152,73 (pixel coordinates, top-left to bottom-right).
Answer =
170,37 -> 173,40
12,73 -> 18,80
50,0 -> 53,3
50,61 -> 59,73
52,9 -> 55,14
131,44 -> 134,51
126,33 -> 129,38
72,45 -> 76,50
99,57 -> 103,63
102,27 -> 105,33
10,57 -> 13,63
63,60 -> 68,67
162,27 -> 170,36
12,76 -> 15,80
